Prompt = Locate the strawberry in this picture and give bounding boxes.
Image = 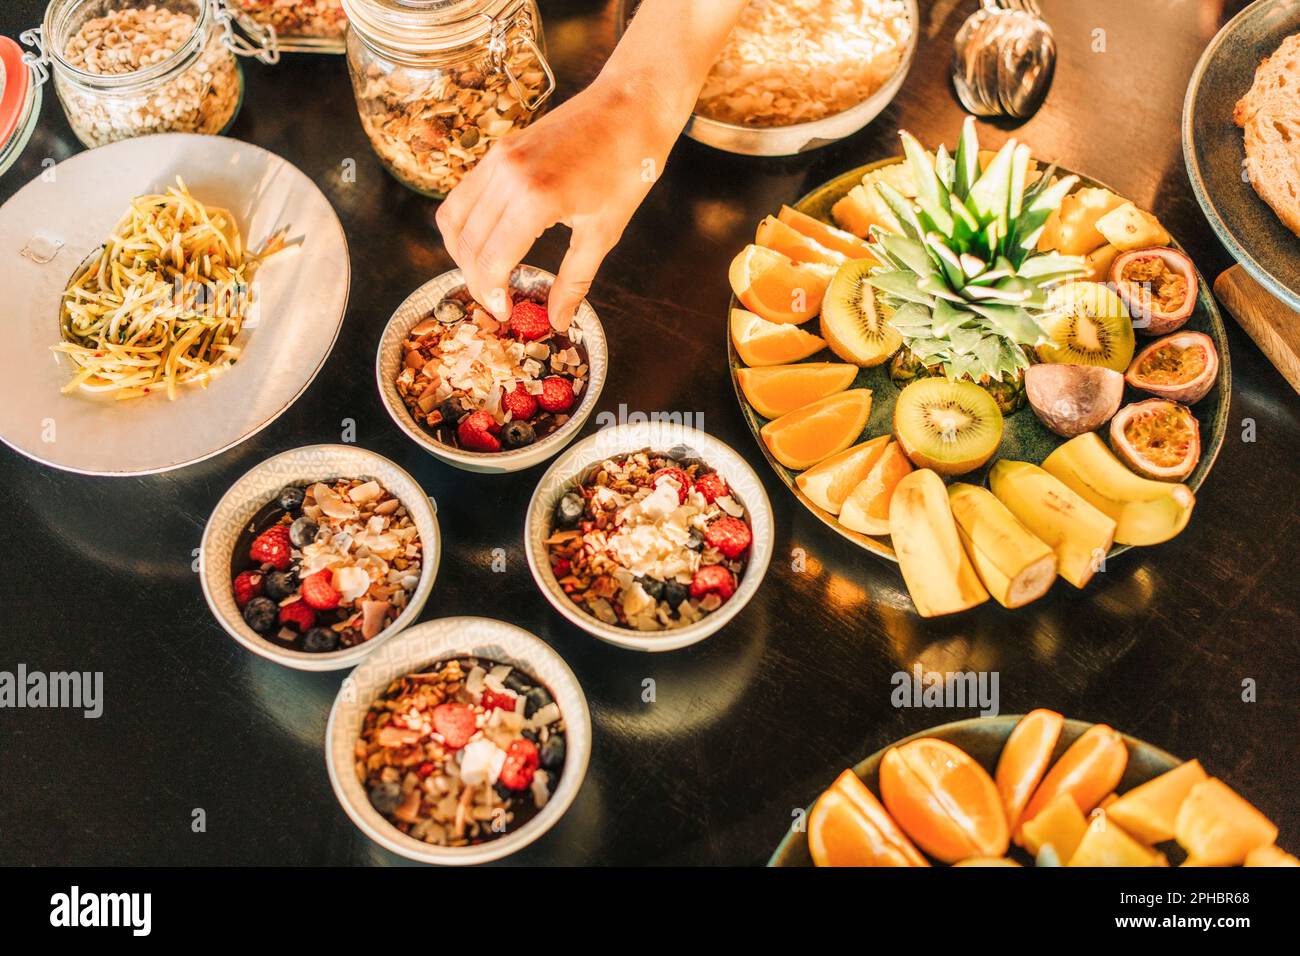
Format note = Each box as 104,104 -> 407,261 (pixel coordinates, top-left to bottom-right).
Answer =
693,472 -> 728,503
250,524 -> 293,571
457,410 -> 501,452
705,516 -> 752,559
498,738 -> 540,791
690,565 -> 736,602
432,702 -> 477,750
232,570 -> 263,608
277,599 -> 316,633
480,687 -> 518,714
501,382 -> 538,421
651,467 -> 691,504
300,568 -> 341,610
509,300 -> 552,341
537,376 -> 574,413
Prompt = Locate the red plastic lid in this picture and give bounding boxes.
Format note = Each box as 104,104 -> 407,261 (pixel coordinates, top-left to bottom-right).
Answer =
0,36 -> 32,153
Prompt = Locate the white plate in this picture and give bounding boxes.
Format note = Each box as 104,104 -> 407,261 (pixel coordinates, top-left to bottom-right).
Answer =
325,617 -> 592,865
0,133 -> 349,475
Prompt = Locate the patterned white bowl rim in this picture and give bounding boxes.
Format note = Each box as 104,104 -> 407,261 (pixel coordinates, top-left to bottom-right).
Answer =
200,444 -> 441,672
375,265 -> 607,471
525,423 -> 774,652
325,616 -> 592,865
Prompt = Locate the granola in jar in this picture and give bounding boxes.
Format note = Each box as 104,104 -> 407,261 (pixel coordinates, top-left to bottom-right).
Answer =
356,657 -> 565,846
395,287 -> 588,453
342,0 -> 554,197
49,2 -> 246,148
545,450 -> 753,631
232,478 -> 423,653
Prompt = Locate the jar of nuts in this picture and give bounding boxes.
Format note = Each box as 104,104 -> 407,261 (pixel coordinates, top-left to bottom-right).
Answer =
233,0 -> 347,54
23,0 -> 279,149
340,0 -> 555,198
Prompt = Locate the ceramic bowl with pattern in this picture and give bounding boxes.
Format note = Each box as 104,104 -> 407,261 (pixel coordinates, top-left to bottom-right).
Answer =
325,616 -> 592,865
376,265 -> 608,474
200,444 -> 441,671
525,423 -> 774,652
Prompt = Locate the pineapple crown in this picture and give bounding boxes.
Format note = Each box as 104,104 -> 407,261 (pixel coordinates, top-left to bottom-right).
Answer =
867,117 -> 1086,382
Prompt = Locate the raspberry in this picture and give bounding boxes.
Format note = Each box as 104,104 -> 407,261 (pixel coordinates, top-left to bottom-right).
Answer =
278,599 -> 317,633
498,738 -> 540,791
432,702 -> 477,750
250,524 -> 293,571
232,571 -> 263,608
693,472 -> 728,503
705,516 -> 752,559
552,557 -> 571,577
480,687 -> 518,714
457,410 -> 501,452
537,376 -> 574,413
651,467 -> 691,504
300,568 -> 341,610
509,300 -> 552,341
501,382 -> 537,421
690,565 -> 736,603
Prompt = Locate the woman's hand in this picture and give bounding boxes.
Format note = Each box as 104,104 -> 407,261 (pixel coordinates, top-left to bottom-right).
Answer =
435,74 -> 679,329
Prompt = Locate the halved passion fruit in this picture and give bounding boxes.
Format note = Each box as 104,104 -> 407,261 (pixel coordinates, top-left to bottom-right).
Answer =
1109,399 -> 1201,481
1109,247 -> 1198,336
1125,331 -> 1219,404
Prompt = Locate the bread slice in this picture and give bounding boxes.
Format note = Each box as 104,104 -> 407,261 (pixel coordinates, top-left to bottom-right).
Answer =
1234,33 -> 1300,238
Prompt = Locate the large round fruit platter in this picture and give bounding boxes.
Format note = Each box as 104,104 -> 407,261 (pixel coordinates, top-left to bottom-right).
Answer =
727,119 -> 1230,617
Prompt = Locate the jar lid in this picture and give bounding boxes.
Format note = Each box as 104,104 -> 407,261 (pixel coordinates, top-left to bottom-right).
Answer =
0,36 -> 34,156
341,0 -> 526,57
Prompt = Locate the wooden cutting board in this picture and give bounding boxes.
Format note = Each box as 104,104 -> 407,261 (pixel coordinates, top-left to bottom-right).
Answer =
1214,265 -> 1300,395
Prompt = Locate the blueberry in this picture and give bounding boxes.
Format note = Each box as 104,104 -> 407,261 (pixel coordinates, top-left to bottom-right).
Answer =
289,516 -> 318,549
434,297 -> 467,325
368,781 -> 402,815
523,686 -> 553,718
637,576 -> 665,600
493,781 -> 514,801
667,444 -> 692,461
302,627 -> 339,653
439,397 -> 470,425
663,580 -> 688,609
504,670 -> 533,694
686,529 -> 705,551
540,734 -> 565,771
503,420 -> 535,448
264,569 -> 298,601
554,492 -> 585,528
521,728 -> 540,743
277,485 -> 305,514
242,596 -> 277,633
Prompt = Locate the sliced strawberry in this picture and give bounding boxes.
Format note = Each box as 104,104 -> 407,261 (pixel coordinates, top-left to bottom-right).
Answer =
432,702 -> 477,750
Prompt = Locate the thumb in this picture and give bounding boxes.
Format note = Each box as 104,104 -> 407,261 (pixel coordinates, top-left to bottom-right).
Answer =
548,230 -> 610,332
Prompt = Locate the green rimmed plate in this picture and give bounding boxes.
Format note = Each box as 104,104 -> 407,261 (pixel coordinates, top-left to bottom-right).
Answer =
767,715 -> 1182,867
727,157 -> 1232,563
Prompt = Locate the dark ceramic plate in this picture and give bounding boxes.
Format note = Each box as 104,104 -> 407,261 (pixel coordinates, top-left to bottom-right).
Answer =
1183,0 -> 1300,311
767,716 -> 1182,867
728,159 -> 1231,562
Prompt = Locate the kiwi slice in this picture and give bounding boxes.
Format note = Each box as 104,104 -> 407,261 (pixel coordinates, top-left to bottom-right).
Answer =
819,260 -> 902,367
893,378 -> 1004,476
1037,281 -> 1135,372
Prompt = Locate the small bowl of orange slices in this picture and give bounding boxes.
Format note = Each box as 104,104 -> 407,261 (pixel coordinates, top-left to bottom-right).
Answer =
773,710 -> 1295,868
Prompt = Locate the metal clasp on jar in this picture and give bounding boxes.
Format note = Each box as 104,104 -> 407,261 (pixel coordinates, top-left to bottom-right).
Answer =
17,26 -> 53,87
212,0 -> 281,64
480,7 -> 555,113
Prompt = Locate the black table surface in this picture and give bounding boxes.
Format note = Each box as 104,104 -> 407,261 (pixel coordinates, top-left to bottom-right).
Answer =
2,0 -> 1296,866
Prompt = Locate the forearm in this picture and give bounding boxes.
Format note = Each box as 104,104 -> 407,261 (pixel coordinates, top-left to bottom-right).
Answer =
597,0 -> 748,121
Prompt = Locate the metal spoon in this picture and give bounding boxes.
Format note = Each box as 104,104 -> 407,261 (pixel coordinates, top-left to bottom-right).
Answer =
952,0 -> 1057,120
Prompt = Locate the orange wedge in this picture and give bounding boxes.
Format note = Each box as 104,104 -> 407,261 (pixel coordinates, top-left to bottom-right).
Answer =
995,709 -> 1065,833
808,769 -> 929,867
795,435 -> 889,515
760,389 -> 872,471
1016,724 -> 1128,843
736,362 -> 857,420
755,215 -> 846,267
777,204 -> 874,259
837,440 -> 913,536
729,244 -> 833,325
879,738 -> 1010,863
730,309 -> 827,367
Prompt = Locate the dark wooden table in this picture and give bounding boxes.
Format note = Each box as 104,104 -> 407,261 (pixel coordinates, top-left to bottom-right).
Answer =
2,0 -> 1296,866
